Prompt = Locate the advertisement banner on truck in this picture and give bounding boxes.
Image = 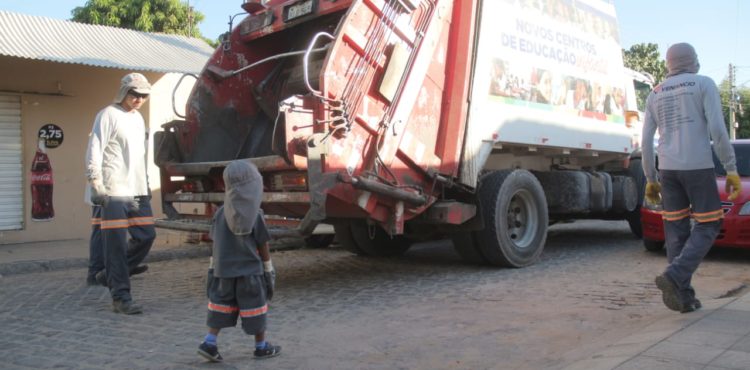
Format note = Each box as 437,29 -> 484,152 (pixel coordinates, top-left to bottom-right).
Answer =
480,0 -> 627,123
462,0 -> 634,186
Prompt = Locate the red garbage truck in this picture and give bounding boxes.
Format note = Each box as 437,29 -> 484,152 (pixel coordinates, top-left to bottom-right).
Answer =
154,0 -> 645,267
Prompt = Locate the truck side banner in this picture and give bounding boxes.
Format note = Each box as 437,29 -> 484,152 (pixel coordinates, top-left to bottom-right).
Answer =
462,0 -> 634,186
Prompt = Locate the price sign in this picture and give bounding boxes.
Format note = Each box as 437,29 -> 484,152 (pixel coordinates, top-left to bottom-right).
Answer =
38,124 -> 64,148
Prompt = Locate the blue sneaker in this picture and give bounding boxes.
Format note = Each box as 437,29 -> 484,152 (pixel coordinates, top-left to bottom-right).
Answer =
198,342 -> 223,362
254,342 -> 281,359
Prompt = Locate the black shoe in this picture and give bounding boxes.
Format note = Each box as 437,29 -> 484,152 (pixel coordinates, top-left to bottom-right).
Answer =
129,265 -> 148,276
655,273 -> 684,312
86,275 -> 99,286
112,299 -> 143,315
95,270 -> 108,287
681,298 -> 702,313
197,342 -> 223,362
254,343 -> 281,359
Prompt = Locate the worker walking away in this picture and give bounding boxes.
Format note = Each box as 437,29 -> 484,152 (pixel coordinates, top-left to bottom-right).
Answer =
642,43 -> 742,313
198,160 -> 281,362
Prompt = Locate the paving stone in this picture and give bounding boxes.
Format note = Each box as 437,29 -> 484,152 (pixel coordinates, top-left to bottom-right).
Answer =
2,221 -> 750,369
643,341 -> 724,365
667,328 -> 744,349
614,356 -> 704,370
708,350 -> 750,370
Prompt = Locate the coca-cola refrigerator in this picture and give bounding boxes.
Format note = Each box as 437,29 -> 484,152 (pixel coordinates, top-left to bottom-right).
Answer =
30,138 -> 54,221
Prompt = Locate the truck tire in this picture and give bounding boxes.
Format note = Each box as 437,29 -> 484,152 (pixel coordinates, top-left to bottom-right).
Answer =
626,158 -> 645,238
451,232 -> 488,265
349,220 -> 412,256
333,222 -> 367,255
305,234 -> 335,248
643,238 -> 664,252
474,170 -> 548,267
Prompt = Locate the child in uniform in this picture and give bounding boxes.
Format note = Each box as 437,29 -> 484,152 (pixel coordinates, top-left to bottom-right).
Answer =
197,160 -> 281,362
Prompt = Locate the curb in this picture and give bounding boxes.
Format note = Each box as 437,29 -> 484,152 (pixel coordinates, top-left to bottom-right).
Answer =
0,238 -> 307,277
0,244 -> 212,277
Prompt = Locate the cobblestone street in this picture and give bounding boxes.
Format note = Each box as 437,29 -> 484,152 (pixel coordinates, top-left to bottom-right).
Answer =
2,221 -> 750,369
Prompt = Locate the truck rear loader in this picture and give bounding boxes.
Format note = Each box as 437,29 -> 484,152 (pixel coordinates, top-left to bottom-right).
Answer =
154,0 -> 645,267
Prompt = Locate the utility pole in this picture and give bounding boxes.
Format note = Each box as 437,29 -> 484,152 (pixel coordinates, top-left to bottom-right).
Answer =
729,63 -> 737,140
187,0 -> 193,38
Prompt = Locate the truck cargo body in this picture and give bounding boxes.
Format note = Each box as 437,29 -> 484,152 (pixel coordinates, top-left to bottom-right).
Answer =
155,0 -> 643,266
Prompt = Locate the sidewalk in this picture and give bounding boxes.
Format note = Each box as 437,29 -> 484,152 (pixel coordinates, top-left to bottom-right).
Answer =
0,229 -> 305,277
565,292 -> 750,370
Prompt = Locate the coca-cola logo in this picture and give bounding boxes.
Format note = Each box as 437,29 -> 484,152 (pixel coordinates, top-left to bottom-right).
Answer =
31,172 -> 53,184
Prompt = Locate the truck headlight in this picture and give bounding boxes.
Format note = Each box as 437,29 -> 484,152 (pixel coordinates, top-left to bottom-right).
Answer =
739,202 -> 750,216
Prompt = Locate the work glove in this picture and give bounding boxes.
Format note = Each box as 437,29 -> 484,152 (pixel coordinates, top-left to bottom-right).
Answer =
90,178 -> 107,206
128,196 -> 140,211
263,260 -> 276,301
726,171 -> 742,201
644,181 -> 662,205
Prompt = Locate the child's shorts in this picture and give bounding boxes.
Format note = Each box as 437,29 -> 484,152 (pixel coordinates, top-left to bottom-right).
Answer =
206,269 -> 268,335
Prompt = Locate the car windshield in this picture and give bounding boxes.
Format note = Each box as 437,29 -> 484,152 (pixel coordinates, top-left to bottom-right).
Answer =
713,143 -> 750,177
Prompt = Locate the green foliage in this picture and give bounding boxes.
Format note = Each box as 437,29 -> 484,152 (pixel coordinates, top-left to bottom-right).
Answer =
71,0 -> 210,42
622,43 -> 667,85
719,79 -> 750,139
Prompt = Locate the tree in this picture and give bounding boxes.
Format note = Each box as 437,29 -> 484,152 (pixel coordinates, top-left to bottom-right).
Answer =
623,43 -> 667,85
71,0 -> 216,46
719,79 -> 750,139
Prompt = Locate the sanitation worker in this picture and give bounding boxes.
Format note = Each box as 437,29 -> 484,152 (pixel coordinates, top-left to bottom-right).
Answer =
642,43 -> 742,313
84,72 -> 156,314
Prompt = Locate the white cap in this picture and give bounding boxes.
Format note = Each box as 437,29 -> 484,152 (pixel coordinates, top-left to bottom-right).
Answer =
113,73 -> 151,103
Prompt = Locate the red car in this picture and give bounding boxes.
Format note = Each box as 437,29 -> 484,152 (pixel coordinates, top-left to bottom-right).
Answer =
641,140 -> 750,251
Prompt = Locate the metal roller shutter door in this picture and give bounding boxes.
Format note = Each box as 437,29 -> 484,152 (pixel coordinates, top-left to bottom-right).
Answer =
0,95 -> 23,230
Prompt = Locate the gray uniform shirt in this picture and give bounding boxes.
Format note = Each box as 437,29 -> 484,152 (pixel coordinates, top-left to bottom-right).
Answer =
642,73 -> 736,182
84,104 -> 149,204
210,207 -> 271,278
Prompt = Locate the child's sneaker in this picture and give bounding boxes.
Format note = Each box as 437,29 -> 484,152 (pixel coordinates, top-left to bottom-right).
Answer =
254,342 -> 281,359
197,342 -> 223,362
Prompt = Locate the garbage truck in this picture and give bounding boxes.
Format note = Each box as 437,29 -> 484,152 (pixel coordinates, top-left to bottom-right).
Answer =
154,0 -> 646,267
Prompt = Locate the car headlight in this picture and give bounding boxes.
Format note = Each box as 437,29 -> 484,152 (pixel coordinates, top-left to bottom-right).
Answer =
740,202 -> 750,216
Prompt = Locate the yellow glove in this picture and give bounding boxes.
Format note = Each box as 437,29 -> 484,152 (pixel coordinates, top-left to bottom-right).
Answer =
645,181 -> 662,205
726,171 -> 742,201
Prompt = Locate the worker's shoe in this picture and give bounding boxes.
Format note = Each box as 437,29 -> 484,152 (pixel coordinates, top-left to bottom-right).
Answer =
129,264 -> 148,276
86,274 -> 100,286
95,270 -> 108,288
655,273 -> 684,312
112,299 -> 143,315
254,342 -> 281,359
681,298 -> 702,313
197,342 -> 223,362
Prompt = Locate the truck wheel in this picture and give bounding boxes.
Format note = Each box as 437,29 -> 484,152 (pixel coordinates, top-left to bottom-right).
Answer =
333,222 -> 367,255
643,239 -> 664,252
474,170 -> 548,267
626,158 -> 645,239
349,220 -> 412,257
305,234 -> 335,248
451,232 -> 488,265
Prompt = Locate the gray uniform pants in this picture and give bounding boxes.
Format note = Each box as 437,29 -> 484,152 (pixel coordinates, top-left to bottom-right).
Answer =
660,169 -> 723,298
101,196 -> 156,302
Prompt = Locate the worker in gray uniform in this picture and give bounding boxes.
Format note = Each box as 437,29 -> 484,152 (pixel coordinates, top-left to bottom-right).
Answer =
642,43 -> 742,313
84,73 -> 156,314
